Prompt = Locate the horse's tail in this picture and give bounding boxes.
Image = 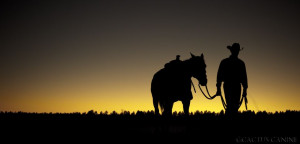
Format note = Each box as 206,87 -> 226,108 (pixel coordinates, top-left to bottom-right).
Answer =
158,99 -> 165,113
152,93 -> 165,114
151,69 -> 169,115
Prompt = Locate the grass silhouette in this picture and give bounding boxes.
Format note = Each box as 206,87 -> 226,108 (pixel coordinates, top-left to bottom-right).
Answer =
1,110 -> 298,143
1,110 -> 299,121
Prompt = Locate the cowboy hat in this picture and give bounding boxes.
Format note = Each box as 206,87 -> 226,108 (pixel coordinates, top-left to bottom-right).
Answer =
227,43 -> 243,51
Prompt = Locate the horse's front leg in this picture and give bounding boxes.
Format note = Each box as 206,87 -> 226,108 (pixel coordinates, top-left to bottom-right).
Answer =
163,101 -> 174,117
182,100 -> 190,116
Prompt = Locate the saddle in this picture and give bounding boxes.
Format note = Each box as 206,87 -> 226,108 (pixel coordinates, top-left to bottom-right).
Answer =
164,55 -> 182,71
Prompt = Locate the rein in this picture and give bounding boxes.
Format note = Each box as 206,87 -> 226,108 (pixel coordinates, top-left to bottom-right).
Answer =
197,84 -> 247,110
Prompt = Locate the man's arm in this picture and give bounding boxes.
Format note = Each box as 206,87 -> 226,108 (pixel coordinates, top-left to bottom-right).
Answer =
216,61 -> 224,96
241,61 -> 248,97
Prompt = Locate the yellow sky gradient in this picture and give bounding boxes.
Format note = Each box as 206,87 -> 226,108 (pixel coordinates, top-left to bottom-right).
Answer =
1,54 -> 299,113
0,0 -> 299,113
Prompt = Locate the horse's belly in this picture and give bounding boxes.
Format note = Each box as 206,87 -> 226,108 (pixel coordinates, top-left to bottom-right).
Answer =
151,72 -> 192,100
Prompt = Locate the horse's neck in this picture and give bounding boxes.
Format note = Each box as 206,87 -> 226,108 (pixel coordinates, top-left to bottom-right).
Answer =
162,59 -> 193,78
181,59 -> 193,78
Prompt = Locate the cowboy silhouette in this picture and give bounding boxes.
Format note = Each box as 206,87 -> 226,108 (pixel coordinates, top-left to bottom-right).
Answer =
215,43 -> 248,116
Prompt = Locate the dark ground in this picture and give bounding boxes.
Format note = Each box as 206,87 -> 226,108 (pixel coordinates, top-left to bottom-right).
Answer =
1,110 -> 299,143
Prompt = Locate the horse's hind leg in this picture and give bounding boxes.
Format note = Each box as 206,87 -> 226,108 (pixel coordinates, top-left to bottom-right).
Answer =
153,97 -> 159,115
163,101 -> 173,117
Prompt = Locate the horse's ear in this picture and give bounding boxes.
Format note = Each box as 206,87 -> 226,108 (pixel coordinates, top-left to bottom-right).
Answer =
201,53 -> 204,58
190,52 -> 195,58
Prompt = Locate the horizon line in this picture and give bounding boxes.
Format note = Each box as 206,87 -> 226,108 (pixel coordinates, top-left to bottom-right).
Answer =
1,109 -> 299,115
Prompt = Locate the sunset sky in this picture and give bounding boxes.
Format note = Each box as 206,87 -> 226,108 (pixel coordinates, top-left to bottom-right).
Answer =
1,0 -> 299,113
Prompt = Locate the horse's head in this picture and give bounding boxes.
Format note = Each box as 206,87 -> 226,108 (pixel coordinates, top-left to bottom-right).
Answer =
190,53 -> 207,86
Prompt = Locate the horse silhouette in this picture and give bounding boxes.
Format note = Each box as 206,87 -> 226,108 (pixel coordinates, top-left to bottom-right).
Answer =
151,53 -> 207,116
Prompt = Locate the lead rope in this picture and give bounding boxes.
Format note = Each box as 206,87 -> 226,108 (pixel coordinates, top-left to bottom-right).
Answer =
198,84 -> 227,110
198,84 -> 247,111
191,82 -> 197,93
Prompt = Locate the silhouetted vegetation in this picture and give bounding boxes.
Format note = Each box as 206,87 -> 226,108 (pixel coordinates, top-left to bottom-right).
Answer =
1,110 -> 298,143
0,110 -> 299,121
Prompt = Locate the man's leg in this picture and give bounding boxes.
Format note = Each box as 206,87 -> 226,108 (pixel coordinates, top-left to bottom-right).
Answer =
224,83 -> 241,117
